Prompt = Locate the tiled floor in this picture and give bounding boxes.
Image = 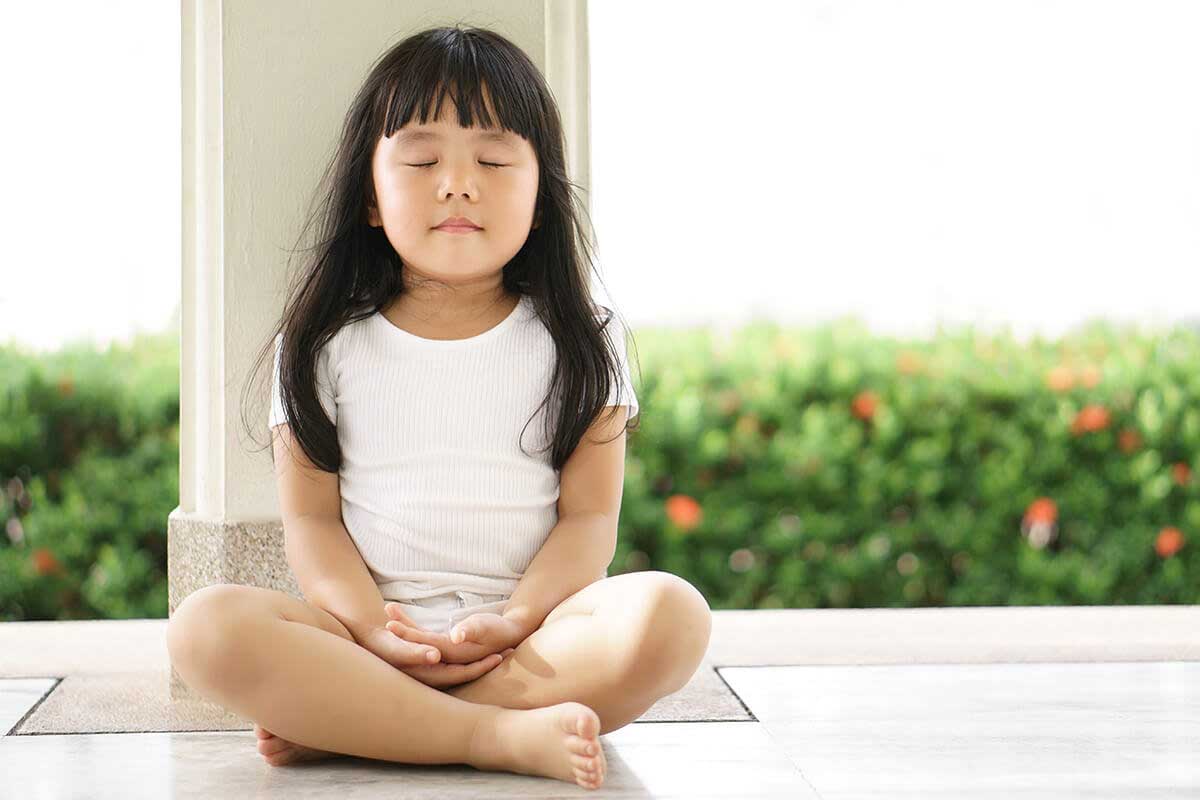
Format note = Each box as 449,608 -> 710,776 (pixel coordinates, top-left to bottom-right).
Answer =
721,661 -> 1200,799
2,608 -> 1199,797
0,717 -> 814,799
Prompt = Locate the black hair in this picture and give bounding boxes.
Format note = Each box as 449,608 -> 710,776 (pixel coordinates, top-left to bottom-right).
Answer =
245,25 -> 640,474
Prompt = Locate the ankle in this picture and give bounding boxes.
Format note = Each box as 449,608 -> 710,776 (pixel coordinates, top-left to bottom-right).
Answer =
467,706 -> 510,771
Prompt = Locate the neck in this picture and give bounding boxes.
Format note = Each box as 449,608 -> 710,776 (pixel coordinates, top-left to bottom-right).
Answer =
391,269 -> 512,324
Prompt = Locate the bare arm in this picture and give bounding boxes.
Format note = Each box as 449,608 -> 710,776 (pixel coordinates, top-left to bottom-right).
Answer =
502,511 -> 616,636
502,406 -> 629,637
272,423 -> 385,642
285,513 -> 389,642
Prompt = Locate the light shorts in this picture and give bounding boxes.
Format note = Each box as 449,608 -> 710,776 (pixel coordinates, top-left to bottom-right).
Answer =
386,589 -> 511,636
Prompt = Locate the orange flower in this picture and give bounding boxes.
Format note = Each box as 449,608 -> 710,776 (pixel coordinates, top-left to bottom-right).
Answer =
1156,527 -> 1185,558
1070,404 -> 1110,435
1045,365 -> 1075,392
1117,428 -> 1142,454
57,376 -> 75,397
851,390 -> 879,421
1024,497 -> 1058,524
1171,463 -> 1191,487
665,494 -> 703,531
1021,497 -> 1059,550
31,547 -> 62,576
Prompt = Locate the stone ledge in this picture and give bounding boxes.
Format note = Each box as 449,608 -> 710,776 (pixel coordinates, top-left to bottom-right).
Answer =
3,605 -> 1197,681
166,512 -> 301,618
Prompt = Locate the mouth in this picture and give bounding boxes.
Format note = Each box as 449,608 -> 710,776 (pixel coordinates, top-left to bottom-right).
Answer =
434,225 -> 483,234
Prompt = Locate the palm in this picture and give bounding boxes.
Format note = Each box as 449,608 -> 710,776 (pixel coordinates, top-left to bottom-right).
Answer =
385,606 -> 525,663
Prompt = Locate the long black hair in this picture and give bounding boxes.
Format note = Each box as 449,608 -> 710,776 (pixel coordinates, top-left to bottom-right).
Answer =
245,25 -> 640,475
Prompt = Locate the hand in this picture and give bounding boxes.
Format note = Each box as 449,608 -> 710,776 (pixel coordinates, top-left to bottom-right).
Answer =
384,602 -> 529,664
354,623 -> 514,690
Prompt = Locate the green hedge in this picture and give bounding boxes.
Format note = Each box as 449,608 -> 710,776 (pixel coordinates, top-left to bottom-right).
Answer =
0,334 -> 178,620
1,319 -> 1195,620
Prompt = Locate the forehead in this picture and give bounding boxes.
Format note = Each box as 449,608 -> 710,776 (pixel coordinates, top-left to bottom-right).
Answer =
391,127 -> 520,147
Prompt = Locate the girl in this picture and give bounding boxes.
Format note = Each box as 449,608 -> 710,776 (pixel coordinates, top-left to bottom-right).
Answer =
166,25 -> 712,791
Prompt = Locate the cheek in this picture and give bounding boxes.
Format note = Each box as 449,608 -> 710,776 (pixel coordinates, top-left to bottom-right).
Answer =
375,182 -> 426,226
503,173 -> 540,216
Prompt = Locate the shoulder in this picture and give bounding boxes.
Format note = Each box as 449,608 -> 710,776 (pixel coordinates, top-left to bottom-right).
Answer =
275,314 -> 373,376
328,313 -> 374,355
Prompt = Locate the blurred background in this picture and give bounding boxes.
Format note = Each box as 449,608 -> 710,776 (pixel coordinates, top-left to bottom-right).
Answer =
2,0 -> 1197,620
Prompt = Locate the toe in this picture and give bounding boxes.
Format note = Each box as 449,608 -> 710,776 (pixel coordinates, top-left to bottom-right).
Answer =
570,753 -> 599,771
567,734 -> 597,756
557,701 -> 600,740
575,708 -> 600,738
257,739 -> 285,756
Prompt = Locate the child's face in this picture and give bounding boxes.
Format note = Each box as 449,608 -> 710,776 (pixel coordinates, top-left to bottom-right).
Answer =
367,94 -> 540,285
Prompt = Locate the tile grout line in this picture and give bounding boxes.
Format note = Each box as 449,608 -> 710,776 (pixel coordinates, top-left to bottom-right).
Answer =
716,666 -> 828,800
712,665 -> 759,721
5,676 -> 62,736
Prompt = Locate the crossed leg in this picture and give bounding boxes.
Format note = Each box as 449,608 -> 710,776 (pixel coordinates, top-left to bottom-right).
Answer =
173,569 -> 712,770
444,570 -> 713,734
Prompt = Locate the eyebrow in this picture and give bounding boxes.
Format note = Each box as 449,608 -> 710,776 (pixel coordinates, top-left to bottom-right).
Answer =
393,129 -> 517,146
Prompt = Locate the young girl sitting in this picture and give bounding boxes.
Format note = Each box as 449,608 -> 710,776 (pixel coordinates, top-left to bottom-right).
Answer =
166,24 -> 712,791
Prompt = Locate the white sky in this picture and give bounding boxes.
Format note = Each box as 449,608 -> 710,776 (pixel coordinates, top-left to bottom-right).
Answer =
1,1 -> 1197,353
0,1 -> 180,355
591,0 -> 1200,344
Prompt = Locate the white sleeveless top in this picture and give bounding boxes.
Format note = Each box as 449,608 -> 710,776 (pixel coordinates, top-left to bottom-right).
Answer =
269,294 -> 638,602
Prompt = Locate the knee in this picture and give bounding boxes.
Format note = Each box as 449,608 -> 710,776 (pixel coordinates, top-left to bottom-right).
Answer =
166,584 -> 254,680
634,572 -> 713,690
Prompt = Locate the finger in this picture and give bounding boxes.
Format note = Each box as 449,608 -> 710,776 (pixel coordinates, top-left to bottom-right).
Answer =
449,622 -> 472,644
403,653 -> 503,689
386,634 -> 441,666
386,620 -> 452,650
467,652 -> 506,676
442,653 -> 505,682
383,602 -> 424,629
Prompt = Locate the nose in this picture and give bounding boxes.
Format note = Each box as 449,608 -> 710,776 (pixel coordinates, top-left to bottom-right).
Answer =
439,169 -> 476,201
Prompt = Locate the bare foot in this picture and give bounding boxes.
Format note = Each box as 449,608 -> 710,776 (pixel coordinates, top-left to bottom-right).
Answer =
253,722 -> 338,767
468,701 -> 607,790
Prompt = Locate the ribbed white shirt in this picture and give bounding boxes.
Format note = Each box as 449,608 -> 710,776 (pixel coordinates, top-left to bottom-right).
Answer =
269,294 -> 637,603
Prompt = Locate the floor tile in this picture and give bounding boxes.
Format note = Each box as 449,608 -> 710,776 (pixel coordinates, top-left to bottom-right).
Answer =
0,678 -> 55,736
0,721 -> 814,799
720,662 -> 1200,799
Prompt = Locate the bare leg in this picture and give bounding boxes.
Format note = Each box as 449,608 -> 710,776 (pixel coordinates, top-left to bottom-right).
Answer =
166,584 -> 607,789
446,571 -> 713,735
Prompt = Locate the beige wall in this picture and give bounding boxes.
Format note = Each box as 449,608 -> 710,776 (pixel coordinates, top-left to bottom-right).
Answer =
177,0 -> 590,526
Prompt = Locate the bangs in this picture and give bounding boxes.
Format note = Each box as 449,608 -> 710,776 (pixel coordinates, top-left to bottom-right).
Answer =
377,32 -> 541,146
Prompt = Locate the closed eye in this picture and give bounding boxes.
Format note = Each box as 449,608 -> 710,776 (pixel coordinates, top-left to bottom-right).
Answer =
409,162 -> 507,169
